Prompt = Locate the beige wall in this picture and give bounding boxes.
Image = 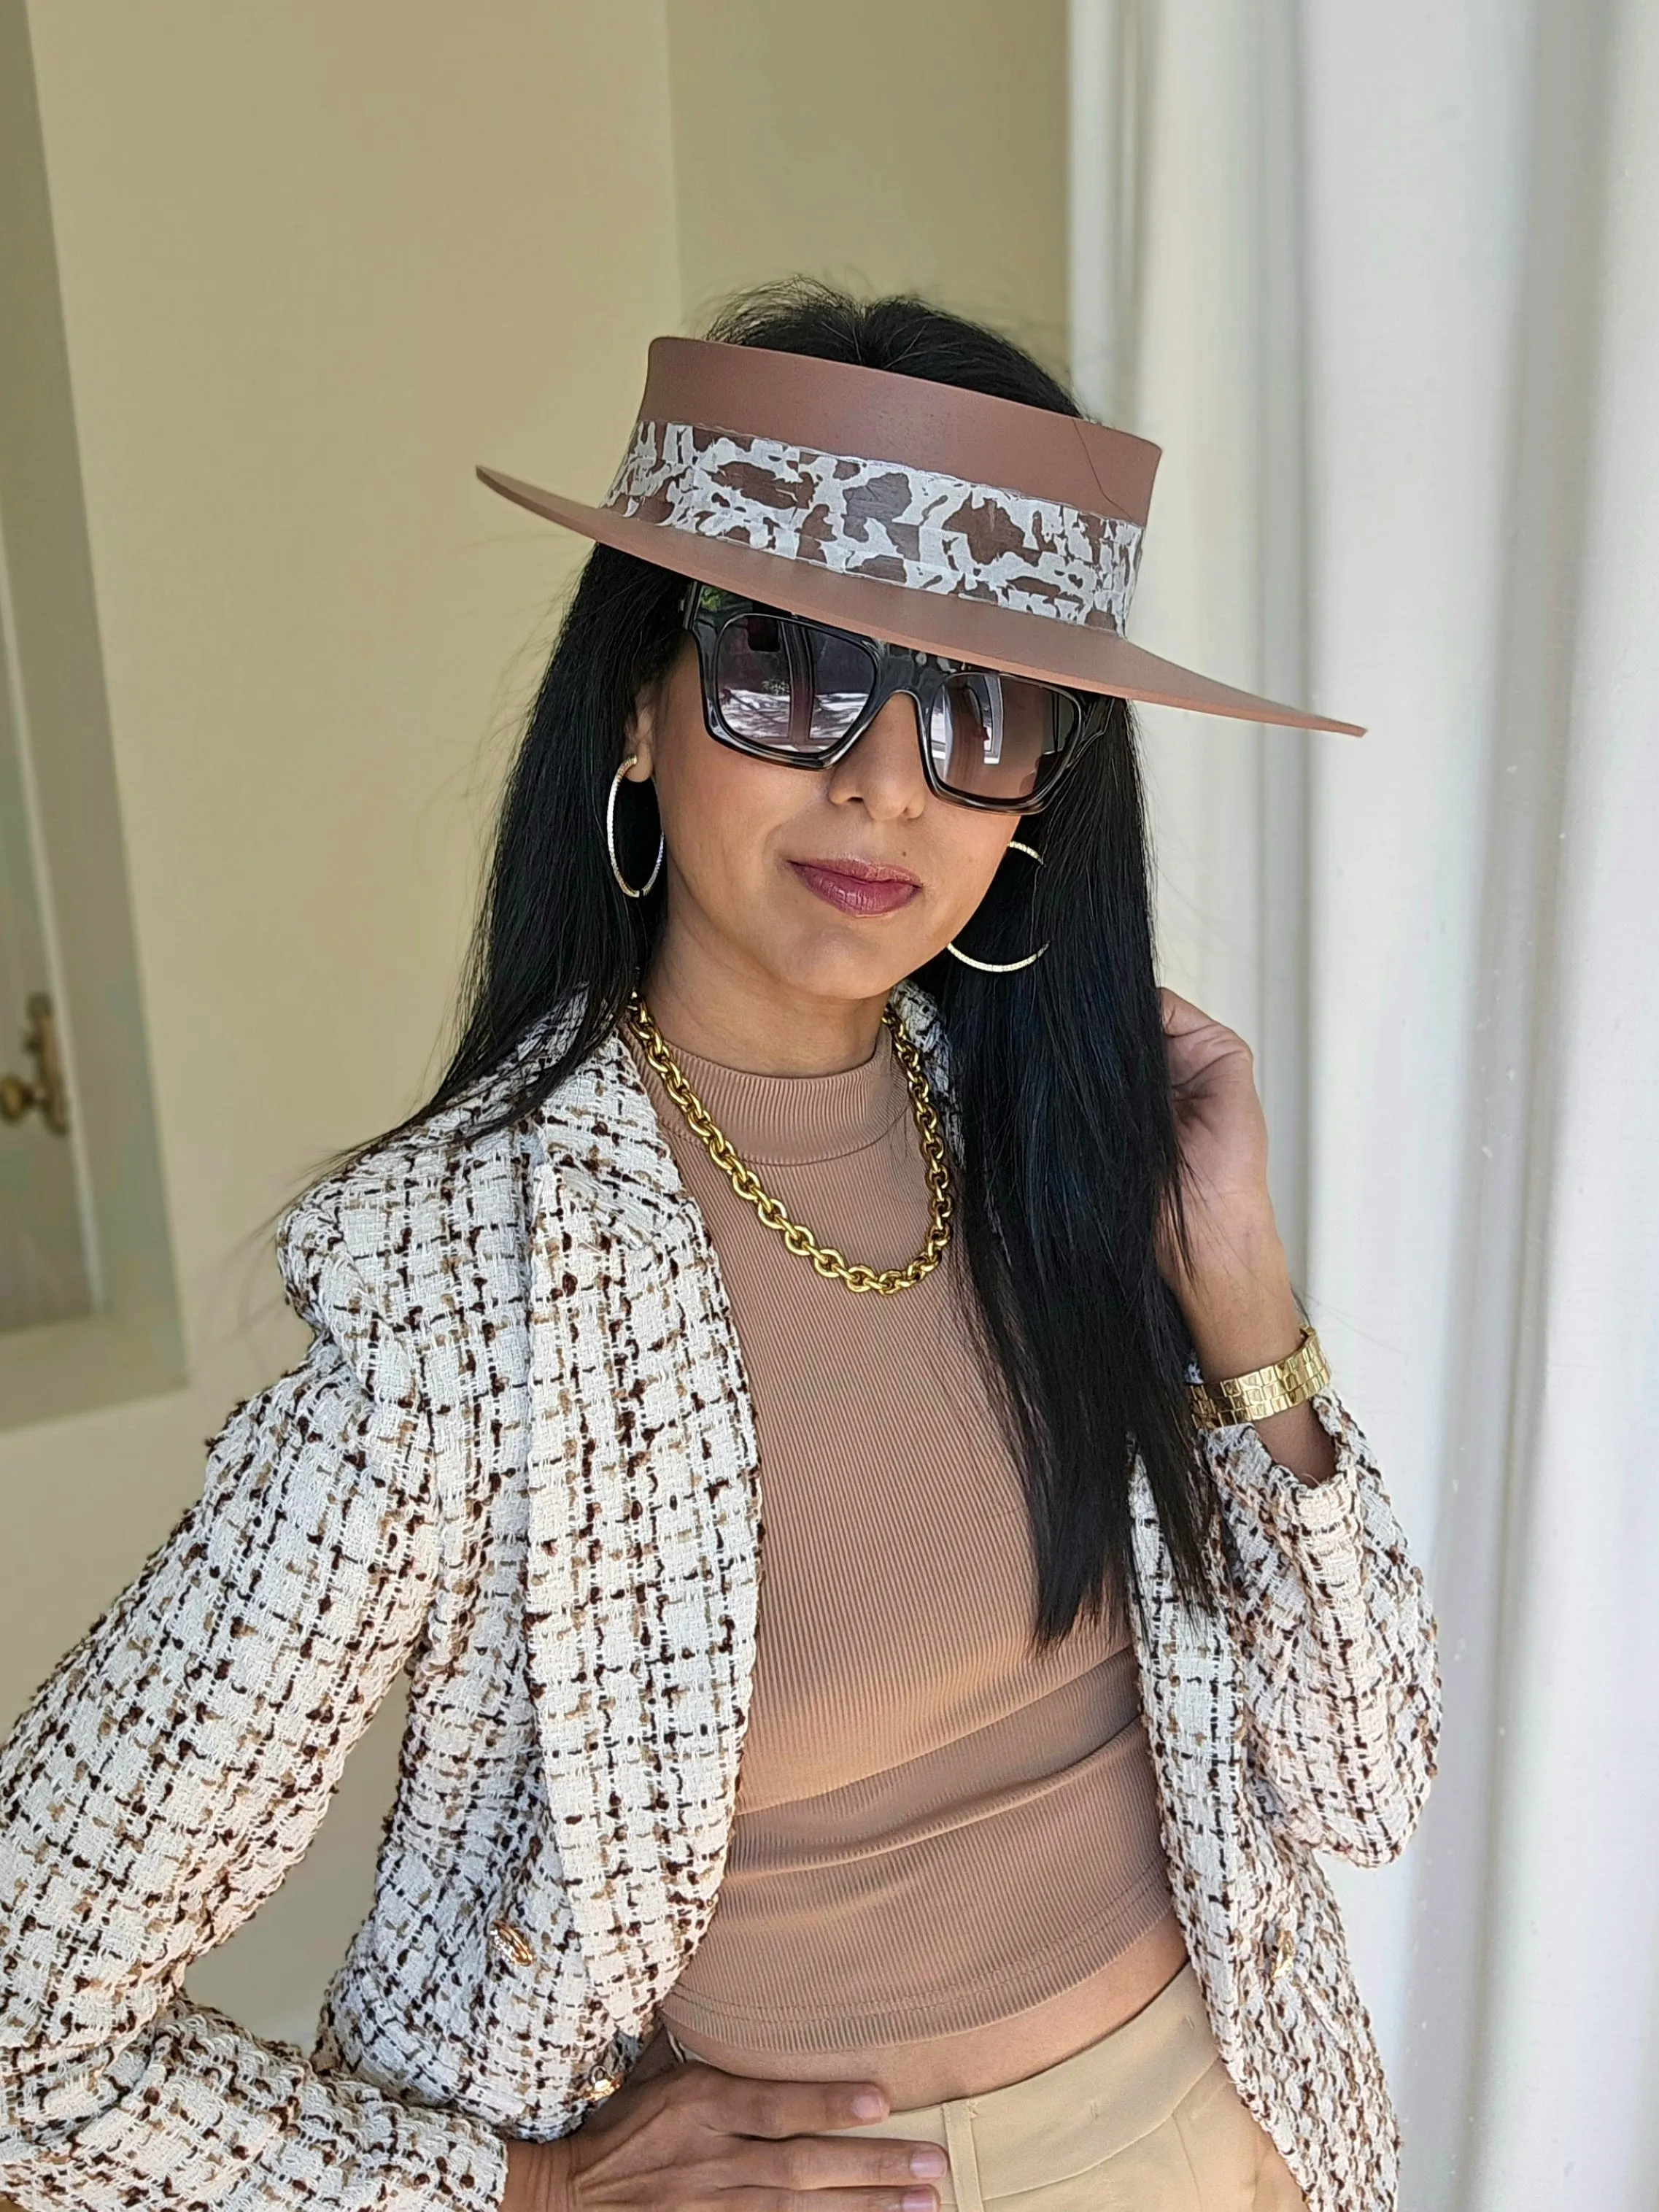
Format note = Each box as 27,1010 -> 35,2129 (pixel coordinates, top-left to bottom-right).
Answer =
0,0 -> 1067,2065
667,0 -> 1069,368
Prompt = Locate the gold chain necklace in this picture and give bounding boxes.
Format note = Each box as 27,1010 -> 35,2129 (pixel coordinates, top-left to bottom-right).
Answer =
626,991 -> 954,1296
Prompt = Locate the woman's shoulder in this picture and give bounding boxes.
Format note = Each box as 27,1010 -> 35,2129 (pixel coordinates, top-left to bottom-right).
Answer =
275,1008 -> 584,1347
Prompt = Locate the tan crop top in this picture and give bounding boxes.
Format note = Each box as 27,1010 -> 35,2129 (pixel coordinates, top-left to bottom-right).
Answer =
630,1018 -> 1188,2107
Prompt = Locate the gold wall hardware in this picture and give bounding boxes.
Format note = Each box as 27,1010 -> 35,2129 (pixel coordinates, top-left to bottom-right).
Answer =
0,991 -> 69,1135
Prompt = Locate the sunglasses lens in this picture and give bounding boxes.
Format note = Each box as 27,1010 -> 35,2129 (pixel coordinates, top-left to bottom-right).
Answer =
714,614 -> 878,754
927,672 -> 1080,803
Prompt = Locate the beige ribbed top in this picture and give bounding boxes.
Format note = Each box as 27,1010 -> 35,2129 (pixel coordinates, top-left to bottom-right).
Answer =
632,1016 -> 1188,2107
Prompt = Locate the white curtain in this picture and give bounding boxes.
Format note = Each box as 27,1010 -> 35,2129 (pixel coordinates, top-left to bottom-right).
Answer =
1069,4 -> 1659,2208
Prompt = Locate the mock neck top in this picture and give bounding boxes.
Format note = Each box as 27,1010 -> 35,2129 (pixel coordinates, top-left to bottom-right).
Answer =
627,1018 -> 1186,2107
658,1025 -> 909,1166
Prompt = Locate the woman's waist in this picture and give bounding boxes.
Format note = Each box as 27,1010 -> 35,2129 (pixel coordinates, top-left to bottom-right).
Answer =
660,1913 -> 1191,2110
664,1693 -> 1177,2076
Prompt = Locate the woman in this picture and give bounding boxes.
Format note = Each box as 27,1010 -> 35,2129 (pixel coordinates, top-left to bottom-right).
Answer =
0,286 -> 1439,2212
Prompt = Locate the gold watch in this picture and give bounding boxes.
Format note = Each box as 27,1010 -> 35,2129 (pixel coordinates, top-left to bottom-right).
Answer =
1190,1325 -> 1331,1432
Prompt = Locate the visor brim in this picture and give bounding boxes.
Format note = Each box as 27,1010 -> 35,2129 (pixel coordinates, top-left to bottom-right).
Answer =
476,465 -> 1365,738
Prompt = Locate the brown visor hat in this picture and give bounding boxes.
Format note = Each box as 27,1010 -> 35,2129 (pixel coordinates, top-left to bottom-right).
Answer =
476,338 -> 1362,736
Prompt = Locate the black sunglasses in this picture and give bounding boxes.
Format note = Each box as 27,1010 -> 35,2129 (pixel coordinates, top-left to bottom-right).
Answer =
681,583 -> 1097,813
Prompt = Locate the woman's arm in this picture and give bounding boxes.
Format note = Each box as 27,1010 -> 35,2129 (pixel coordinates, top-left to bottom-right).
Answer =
1177,1260 -> 1442,1865
1199,1377 -> 1442,1865
1158,992 -> 1442,1864
0,1325 -> 508,2211
1181,1265 -> 1338,1488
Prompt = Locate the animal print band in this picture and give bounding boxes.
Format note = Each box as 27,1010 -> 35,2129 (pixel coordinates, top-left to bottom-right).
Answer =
603,420 -> 1145,635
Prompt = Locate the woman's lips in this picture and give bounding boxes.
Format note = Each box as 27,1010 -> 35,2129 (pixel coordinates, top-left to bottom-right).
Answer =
786,858 -> 921,917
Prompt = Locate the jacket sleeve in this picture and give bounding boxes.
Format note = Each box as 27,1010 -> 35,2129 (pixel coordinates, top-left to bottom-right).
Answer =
0,1317 -> 509,2212
1204,1386 -> 1442,1866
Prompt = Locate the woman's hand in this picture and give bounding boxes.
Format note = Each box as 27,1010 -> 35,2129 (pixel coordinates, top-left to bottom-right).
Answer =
502,2053 -> 946,2212
1156,988 -> 1335,1485
1155,987 -> 1281,1304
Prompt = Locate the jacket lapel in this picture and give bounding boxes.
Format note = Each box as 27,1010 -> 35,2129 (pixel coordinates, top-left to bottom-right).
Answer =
520,1028 -> 763,2033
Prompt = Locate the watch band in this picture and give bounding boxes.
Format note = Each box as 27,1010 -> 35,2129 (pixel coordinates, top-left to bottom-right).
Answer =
1189,1324 -> 1331,1431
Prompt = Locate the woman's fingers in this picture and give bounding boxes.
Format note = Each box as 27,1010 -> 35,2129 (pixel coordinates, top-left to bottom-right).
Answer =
558,2057 -> 947,2212
1159,984 -> 1212,1032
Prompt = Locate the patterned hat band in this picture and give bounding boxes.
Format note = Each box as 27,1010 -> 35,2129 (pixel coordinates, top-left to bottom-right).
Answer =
603,419 -> 1146,637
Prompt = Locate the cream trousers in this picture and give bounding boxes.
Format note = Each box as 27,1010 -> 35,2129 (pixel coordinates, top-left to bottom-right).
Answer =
675,1965 -> 1310,2212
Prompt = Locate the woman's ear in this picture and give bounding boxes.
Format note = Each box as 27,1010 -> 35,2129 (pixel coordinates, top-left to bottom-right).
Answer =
625,635 -> 693,781
624,678 -> 661,781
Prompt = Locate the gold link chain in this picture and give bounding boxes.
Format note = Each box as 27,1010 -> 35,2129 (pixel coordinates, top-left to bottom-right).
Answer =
626,991 -> 954,1295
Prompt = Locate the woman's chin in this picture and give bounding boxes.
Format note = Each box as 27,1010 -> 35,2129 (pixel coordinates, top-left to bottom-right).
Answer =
730,916 -> 934,1008
761,950 -> 935,1008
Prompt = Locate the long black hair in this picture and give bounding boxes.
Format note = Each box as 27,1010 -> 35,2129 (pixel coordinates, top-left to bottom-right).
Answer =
313,282 -> 1217,1646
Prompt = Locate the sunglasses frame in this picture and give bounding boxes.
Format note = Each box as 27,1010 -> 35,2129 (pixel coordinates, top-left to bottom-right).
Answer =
679,582 -> 1099,814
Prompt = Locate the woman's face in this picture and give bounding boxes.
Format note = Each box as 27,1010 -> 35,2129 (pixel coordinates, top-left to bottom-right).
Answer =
626,635 -> 1020,1008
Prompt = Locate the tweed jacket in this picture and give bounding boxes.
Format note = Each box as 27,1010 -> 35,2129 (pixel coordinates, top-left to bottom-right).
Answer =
0,984 -> 1440,2212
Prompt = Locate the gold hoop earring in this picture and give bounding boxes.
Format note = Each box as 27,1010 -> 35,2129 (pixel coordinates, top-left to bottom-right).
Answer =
607,754 -> 665,898
945,839 -> 1047,974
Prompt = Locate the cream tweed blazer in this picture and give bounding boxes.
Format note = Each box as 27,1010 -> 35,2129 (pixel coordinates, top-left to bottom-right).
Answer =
0,986 -> 1440,2212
